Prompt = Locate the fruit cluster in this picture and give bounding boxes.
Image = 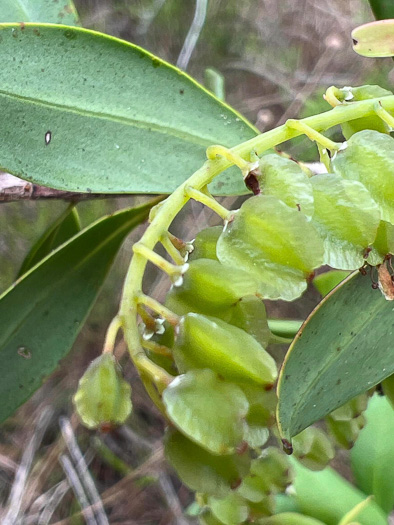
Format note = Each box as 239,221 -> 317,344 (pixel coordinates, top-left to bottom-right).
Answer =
73,84 -> 394,524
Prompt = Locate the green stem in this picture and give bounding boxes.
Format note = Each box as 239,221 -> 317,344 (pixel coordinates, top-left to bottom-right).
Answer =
268,319 -> 303,339
118,94 -> 394,385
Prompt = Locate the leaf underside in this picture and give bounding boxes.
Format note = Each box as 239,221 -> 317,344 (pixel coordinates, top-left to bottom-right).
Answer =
277,271 -> 394,440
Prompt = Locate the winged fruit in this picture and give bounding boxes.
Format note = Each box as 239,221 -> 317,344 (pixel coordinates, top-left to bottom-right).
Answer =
73,353 -> 132,430
173,313 -> 277,386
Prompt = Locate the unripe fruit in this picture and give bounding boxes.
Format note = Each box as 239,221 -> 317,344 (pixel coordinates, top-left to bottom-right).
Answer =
174,313 -> 277,386
216,195 -> 324,301
165,429 -> 250,498
208,492 -> 249,525
258,513 -> 326,524
238,447 -> 293,500
166,258 -> 259,317
190,225 -> 222,261
292,427 -> 334,471
256,154 -> 314,218
334,85 -> 393,139
326,414 -> 365,450
73,353 -> 132,430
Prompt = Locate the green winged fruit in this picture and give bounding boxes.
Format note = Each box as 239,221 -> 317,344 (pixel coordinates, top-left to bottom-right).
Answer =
173,313 -> 277,387
73,353 -> 132,430
292,427 -> 334,471
216,195 -> 324,301
166,258 -> 259,317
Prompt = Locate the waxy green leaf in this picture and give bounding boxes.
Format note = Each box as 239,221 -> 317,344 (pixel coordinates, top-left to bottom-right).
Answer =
163,369 -> 249,455
1,0 -> 79,25
351,395 -> 394,514
217,195 -> 324,301
0,200 -> 157,423
277,271 -> 394,440
0,24 -> 256,196
291,459 -> 387,525
332,131 -> 394,224
310,174 -> 380,269
18,205 -> 81,277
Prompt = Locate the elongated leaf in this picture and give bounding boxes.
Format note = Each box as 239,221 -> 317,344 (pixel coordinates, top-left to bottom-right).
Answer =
0,24 -> 256,196
351,395 -> 394,515
277,271 -> 394,440
368,0 -> 394,20
291,459 -> 387,525
0,199 -> 158,423
1,0 -> 79,24
18,205 -> 81,276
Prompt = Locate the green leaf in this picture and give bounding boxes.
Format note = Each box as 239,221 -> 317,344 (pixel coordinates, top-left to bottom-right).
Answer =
332,131 -> 394,224
277,271 -> 394,440
162,369 -> 249,455
291,459 -> 387,525
368,0 -> 394,20
217,195 -> 324,301
257,154 -> 314,218
0,200 -> 157,423
1,0 -> 79,24
164,429 -> 250,498
310,174 -> 380,269
18,205 -> 81,277
0,24 -> 256,196
351,395 -> 394,514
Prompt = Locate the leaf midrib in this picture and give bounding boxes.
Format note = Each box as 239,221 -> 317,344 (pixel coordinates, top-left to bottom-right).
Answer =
0,88 -> 217,148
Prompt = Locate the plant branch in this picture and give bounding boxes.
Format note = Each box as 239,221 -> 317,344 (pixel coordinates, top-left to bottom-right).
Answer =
117,94 -> 394,386
0,173 -> 144,204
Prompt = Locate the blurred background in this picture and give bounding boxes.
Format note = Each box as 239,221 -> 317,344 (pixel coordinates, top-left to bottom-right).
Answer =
0,0 -> 392,523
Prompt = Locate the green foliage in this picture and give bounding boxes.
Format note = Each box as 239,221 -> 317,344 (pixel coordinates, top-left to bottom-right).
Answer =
1,0 -> 80,24
277,272 -> 394,440
0,201 -> 156,423
0,24 -> 256,196
1,4 -> 394,521
18,205 -> 81,276
351,395 -> 394,514
291,459 -> 387,524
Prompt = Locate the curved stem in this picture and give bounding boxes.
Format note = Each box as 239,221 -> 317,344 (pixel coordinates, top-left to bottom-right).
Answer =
118,94 -> 394,385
